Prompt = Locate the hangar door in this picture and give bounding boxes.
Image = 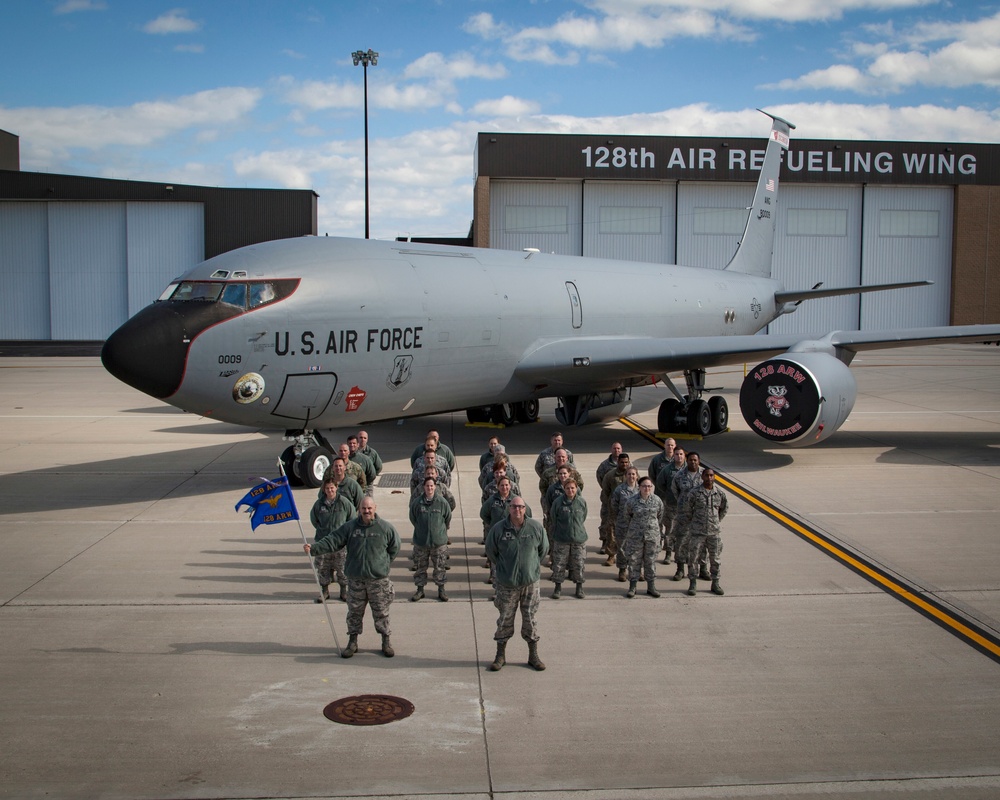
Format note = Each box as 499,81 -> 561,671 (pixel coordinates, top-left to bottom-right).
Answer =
769,185 -> 864,335
582,181 -> 676,264
0,200 -> 203,340
490,181 -> 582,255
860,187 -> 952,329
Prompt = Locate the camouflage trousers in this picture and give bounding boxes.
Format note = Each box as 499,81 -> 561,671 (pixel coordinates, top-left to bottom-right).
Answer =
613,524 -> 628,568
624,535 -> 659,583
686,535 -> 722,578
598,505 -> 612,545
672,524 -> 707,568
314,547 -> 346,588
345,577 -> 394,636
493,582 -> 540,643
413,544 -> 448,588
551,541 -> 586,585
661,505 -> 677,551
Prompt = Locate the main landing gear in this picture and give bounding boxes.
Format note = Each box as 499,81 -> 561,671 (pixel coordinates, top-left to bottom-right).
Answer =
466,399 -> 540,426
657,369 -> 728,436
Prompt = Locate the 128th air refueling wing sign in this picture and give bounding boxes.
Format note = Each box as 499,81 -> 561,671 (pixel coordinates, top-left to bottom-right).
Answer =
235,476 -> 300,530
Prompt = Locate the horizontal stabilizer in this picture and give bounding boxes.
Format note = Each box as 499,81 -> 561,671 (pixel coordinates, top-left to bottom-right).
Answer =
775,280 -> 932,305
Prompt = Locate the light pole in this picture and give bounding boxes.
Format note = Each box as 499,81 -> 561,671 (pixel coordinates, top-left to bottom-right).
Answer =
351,49 -> 378,239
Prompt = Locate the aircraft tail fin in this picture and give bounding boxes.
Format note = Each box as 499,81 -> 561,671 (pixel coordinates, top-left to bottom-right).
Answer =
724,110 -> 795,278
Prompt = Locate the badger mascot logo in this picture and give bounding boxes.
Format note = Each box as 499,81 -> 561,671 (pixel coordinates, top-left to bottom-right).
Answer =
765,385 -> 790,417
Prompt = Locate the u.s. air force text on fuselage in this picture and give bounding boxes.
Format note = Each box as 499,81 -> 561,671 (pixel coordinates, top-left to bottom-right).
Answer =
272,327 -> 424,357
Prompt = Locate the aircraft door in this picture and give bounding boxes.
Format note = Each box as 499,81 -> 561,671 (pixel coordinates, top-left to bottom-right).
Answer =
269,371 -> 338,423
566,281 -> 583,328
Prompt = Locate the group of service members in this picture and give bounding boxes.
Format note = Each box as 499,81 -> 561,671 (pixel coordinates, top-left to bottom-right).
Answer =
302,427 -> 729,670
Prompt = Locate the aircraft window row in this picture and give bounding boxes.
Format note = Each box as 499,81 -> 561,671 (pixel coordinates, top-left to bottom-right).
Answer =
159,280 -> 295,309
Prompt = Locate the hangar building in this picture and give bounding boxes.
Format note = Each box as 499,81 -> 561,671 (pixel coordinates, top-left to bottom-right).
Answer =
0,129 -> 317,342
472,132 -> 1000,333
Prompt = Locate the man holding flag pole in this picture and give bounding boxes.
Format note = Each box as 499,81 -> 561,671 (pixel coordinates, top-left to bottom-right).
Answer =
235,467 -> 344,656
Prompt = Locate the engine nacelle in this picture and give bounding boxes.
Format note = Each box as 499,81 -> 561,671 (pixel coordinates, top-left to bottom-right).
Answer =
739,352 -> 857,447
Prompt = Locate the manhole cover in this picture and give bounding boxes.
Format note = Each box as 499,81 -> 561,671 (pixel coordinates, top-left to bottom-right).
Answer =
323,694 -> 414,726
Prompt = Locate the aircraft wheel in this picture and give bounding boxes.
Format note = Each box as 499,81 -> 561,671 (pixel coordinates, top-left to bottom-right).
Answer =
686,399 -> 712,436
466,407 -> 491,424
299,446 -> 332,489
657,398 -> 681,433
490,403 -> 517,426
708,396 -> 729,434
516,399 -> 540,423
281,445 -> 303,486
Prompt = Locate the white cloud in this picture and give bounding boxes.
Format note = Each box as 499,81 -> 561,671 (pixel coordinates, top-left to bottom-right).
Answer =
470,95 -> 541,117
143,8 -> 201,35
1,87 -> 261,166
54,0 -> 107,13
764,9 -> 1000,93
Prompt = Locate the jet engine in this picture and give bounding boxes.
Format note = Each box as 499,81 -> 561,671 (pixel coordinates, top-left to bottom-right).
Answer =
739,351 -> 857,447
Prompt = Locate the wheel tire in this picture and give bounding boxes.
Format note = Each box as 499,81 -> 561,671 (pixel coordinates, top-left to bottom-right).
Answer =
657,398 -> 681,433
490,403 -> 516,426
708,396 -> 729,434
516,399 -> 540,423
686,399 -> 712,436
281,445 -> 303,486
466,406 -> 491,424
299,446 -> 332,489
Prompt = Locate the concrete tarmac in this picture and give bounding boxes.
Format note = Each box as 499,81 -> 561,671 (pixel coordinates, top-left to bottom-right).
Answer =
2,343 -> 1000,800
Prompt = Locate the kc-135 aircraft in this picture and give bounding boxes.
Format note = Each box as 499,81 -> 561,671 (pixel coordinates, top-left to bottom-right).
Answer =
103,111 -> 1000,487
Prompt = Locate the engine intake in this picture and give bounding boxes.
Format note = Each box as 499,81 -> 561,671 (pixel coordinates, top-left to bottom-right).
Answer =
739,352 -> 857,446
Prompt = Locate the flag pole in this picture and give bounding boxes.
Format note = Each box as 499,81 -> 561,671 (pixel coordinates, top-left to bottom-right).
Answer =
278,460 -> 343,655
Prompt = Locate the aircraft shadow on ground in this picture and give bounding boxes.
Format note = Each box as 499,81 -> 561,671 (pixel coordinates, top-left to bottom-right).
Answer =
0,442 -> 285,515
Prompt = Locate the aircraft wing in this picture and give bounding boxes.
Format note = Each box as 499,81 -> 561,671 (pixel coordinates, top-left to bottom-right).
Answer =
513,325 -> 1000,387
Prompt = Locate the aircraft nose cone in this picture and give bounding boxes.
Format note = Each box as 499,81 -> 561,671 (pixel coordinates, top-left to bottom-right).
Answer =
102,305 -> 190,399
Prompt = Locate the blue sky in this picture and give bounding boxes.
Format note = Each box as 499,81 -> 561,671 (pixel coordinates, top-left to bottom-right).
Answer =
2,0 -> 998,239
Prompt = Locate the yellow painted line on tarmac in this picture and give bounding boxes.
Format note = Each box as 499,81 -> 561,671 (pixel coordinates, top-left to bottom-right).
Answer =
617,415 -> 1000,664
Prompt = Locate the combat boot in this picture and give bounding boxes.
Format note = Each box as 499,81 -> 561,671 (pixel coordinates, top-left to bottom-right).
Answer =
626,581 -> 637,598
528,640 -> 546,671
551,583 -> 562,600
410,586 -> 424,602
575,582 -> 585,599
437,584 -> 449,602
489,641 -> 507,671
671,565 -> 685,581
711,579 -> 725,596
342,634 -> 358,659
646,580 -> 661,598
687,577 -> 698,596
314,584 -> 330,604
381,635 -> 394,658
617,568 -> 627,582
699,564 -> 712,581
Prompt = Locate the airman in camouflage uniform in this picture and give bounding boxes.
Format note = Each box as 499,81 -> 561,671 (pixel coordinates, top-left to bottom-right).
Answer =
682,468 -> 728,597
549,479 -> 588,599
623,477 -> 664,598
485,499 -> 548,672
309,478 -> 357,603
347,434 -> 377,489
320,458 -> 364,510
595,442 -> 623,555
654,447 -> 686,564
669,451 -> 705,581
304,496 -> 400,659
599,452 -> 631,564
336,443 -> 367,489
647,437 -> 676,482
534,432 -> 574,478
357,430 -> 383,477
609,466 -> 640,581
409,478 -> 452,602
410,430 -> 455,473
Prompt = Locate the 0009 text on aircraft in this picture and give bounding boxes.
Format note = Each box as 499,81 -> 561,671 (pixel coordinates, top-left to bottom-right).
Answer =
102,110 -> 1000,487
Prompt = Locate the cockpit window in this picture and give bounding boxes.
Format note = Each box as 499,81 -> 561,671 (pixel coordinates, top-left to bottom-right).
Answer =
169,282 -> 224,302
158,278 -> 299,308
220,283 -> 248,309
249,282 -> 277,308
